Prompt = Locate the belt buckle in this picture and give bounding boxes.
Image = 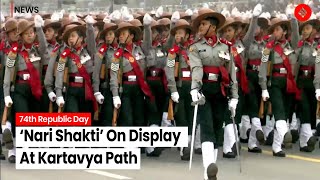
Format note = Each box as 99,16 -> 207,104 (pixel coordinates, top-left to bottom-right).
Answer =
128,75 -> 137,81
253,65 -> 260,71
280,68 -> 287,74
151,70 -> 157,77
182,71 -> 191,78
75,76 -> 84,83
304,70 -> 309,76
208,73 -> 219,81
23,74 -> 30,80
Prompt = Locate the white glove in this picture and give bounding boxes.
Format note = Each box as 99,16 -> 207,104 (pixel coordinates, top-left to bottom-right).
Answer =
185,9 -> 193,16
228,98 -> 238,117
56,96 -> 65,107
316,89 -> 320,101
113,96 -> 121,109
84,15 -> 95,24
34,15 -> 44,28
69,12 -> 78,22
48,92 -> 57,102
143,13 -> 153,25
171,11 -> 180,23
262,90 -> 270,101
253,4 -> 262,17
171,92 -> 179,103
285,4 -> 295,18
110,10 -> 121,21
156,6 -> 163,18
94,92 -> 105,104
4,96 -> 13,107
51,12 -> 60,22
190,89 -> 205,105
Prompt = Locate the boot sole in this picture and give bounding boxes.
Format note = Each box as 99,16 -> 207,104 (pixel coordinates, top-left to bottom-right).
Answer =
3,129 -> 14,150
306,136 -> 317,152
256,130 -> 265,144
283,132 -> 292,149
207,163 -> 218,180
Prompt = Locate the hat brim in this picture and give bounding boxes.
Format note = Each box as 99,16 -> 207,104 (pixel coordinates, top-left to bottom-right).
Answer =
218,21 -> 242,33
193,12 -> 225,30
100,25 -> 118,39
94,21 -> 104,28
63,25 -> 86,44
299,19 -> 320,33
116,25 -> 142,42
17,23 -> 35,35
268,20 -> 290,34
44,22 -> 62,30
5,27 -> 17,33
170,25 -> 192,36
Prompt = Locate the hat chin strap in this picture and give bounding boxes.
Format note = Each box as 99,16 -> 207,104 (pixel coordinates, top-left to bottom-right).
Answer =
204,25 -> 212,37
120,34 -> 130,48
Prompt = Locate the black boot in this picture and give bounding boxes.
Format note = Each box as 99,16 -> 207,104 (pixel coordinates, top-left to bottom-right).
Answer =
300,136 -> 317,152
273,151 -> 286,157
8,155 -> 15,163
207,163 -> 218,180
290,129 -> 299,144
181,147 -> 191,161
3,129 -> 14,150
265,130 -> 274,146
256,130 -> 265,145
283,132 -> 293,149
248,147 -> 262,153
146,148 -> 162,157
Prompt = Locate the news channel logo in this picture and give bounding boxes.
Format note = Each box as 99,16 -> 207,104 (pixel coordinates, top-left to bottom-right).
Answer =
294,3 -> 313,22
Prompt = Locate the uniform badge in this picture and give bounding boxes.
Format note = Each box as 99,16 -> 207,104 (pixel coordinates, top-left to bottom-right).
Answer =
6,58 -> 15,68
167,59 -> 175,68
208,38 -> 213,44
316,55 -> 320,64
189,47 -> 194,52
111,63 -> 119,71
57,63 -> 65,72
129,56 -> 135,63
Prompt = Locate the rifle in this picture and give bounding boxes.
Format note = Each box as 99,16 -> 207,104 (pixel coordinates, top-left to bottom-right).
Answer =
112,46 -> 124,126
167,99 -> 174,120
258,98 -> 264,119
49,101 -> 53,113
317,101 -> 320,119
2,105 -> 11,125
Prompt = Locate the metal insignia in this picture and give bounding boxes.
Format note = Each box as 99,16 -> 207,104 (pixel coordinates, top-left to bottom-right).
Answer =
261,54 -> 269,63
57,63 -> 65,72
111,63 -> 119,71
167,59 -> 175,68
6,58 -> 15,68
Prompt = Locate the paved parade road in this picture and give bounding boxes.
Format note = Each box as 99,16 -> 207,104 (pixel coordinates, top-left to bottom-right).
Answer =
1,144 -> 320,180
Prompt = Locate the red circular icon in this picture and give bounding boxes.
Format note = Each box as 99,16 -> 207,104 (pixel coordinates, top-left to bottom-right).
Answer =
294,4 -> 312,21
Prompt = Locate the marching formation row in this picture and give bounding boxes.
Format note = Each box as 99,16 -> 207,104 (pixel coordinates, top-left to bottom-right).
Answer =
1,3 -> 320,180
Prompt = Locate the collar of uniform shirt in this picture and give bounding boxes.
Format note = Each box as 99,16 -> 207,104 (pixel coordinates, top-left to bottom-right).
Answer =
255,35 -> 262,42
298,38 -> 314,48
110,43 -> 118,49
22,43 -> 33,50
204,35 -> 217,47
48,40 -> 57,47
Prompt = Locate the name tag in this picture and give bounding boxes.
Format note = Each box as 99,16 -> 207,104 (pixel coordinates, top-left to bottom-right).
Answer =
236,45 -> 245,54
23,74 -> 30,80
208,73 -> 219,81
218,51 -> 230,61
128,75 -> 137,81
182,71 -> 191,77
156,50 -> 164,57
313,49 -> 317,57
29,56 -> 41,62
135,53 -> 145,60
81,55 -> 91,64
284,48 -> 294,56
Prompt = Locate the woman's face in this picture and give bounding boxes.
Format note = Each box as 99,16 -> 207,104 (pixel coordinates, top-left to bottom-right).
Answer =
104,30 -> 115,44
22,27 -> 35,44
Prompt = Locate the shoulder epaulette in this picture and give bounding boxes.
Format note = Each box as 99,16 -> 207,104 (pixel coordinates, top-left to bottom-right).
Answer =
114,48 -> 123,59
297,40 -> 304,48
219,38 -> 233,46
97,44 -> 108,59
263,35 -> 271,42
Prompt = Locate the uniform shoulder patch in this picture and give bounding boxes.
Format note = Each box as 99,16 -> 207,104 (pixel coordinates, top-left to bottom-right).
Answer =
111,63 -> 119,71
6,58 -> 15,68
167,59 -> 175,68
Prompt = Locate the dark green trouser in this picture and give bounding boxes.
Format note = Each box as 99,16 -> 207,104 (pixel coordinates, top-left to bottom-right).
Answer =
246,71 -> 261,119
270,77 -> 295,121
99,88 -> 113,126
145,80 -> 168,126
118,83 -> 145,126
13,83 -> 41,112
65,86 -> 94,115
199,82 -> 228,146
296,78 -> 316,127
175,81 -> 193,135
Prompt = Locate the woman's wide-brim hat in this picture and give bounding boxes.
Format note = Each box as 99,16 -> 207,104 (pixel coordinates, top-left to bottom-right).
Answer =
192,8 -> 226,30
62,24 -> 86,44
115,22 -> 141,42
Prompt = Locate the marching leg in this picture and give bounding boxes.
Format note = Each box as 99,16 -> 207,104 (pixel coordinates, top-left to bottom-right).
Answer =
248,117 -> 264,153
299,123 -> 317,152
240,115 -> 251,143
202,142 -> 217,180
272,120 -> 291,157
223,124 -> 236,158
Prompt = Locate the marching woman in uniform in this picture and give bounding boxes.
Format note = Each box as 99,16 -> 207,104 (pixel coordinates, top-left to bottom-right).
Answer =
189,8 -> 238,180
54,22 -> 99,115
165,19 -> 193,160
0,18 -> 19,162
297,14 -> 319,152
3,19 -> 47,163
109,22 -> 153,127
259,14 -> 300,157
92,22 -> 118,126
